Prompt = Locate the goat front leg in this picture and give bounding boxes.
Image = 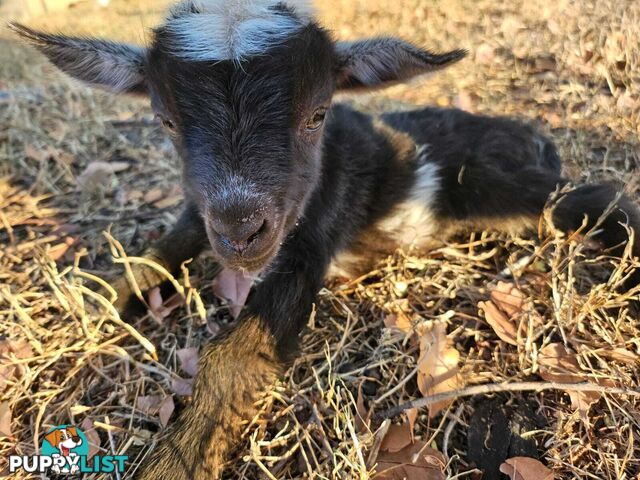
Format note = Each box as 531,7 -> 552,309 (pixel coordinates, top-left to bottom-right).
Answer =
112,202 -> 209,313
136,244 -> 328,479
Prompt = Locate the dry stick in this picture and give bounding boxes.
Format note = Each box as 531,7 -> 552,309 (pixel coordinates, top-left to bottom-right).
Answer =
376,381 -> 640,420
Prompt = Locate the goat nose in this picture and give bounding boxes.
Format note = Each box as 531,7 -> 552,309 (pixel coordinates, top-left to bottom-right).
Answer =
210,215 -> 267,254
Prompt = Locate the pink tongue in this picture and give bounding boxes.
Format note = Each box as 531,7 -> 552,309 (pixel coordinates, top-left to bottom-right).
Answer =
212,268 -> 256,319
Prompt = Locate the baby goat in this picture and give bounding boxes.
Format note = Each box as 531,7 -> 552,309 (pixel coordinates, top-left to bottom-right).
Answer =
12,0 -> 640,477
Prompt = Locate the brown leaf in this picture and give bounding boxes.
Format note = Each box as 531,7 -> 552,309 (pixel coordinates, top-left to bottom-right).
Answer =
126,189 -> 144,202
383,312 -> 413,333
599,347 -> 638,365
479,300 -> 519,346
499,456 -> 554,480
538,343 -> 600,421
176,347 -> 199,377
354,382 -> 369,434
80,418 -> 101,460
212,268 -> 256,318
25,144 -> 48,162
0,339 -> 33,393
416,323 -> 461,417
0,402 -> 12,437
158,396 -> 175,427
374,441 -> 446,480
489,282 -> 526,317
147,287 -> 180,321
137,395 -> 163,415
380,423 -> 413,453
538,343 -> 585,384
0,366 -> 15,394
480,282 -> 540,346
2,339 -> 33,359
77,161 -> 130,191
172,376 -> 194,396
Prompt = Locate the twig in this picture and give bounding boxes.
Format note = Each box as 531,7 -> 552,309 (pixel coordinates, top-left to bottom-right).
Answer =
375,381 -> 640,420
105,416 -> 122,480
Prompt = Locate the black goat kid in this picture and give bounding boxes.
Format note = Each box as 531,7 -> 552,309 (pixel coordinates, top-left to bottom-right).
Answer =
11,0 -> 639,478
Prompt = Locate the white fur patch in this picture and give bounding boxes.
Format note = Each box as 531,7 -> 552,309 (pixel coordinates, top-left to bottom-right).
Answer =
165,0 -> 314,61
377,145 -> 440,248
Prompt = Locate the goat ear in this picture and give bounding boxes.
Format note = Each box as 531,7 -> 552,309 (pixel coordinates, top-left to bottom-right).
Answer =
8,23 -> 147,95
335,37 -> 466,91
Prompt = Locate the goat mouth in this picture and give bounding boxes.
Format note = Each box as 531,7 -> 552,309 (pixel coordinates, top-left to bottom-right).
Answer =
209,226 -> 283,272
219,242 -> 280,272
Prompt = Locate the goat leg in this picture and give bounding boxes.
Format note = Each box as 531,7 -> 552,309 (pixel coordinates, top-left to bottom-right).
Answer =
112,202 -> 209,314
135,235 -> 329,479
435,163 -> 640,295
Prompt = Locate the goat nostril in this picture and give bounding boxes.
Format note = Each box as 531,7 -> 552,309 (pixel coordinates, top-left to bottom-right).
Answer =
217,219 -> 267,254
247,219 -> 267,244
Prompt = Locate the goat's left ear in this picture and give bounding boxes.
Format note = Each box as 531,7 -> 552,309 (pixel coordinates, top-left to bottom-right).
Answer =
335,37 -> 466,91
8,23 -> 147,95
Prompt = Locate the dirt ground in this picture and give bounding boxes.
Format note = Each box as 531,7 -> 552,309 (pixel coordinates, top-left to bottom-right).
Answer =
0,0 -> 639,479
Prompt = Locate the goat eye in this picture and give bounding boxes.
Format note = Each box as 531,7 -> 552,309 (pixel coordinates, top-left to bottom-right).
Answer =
156,113 -> 175,131
305,107 -> 327,132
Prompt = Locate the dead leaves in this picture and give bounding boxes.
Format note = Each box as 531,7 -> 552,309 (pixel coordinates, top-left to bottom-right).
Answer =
0,338 -> 33,393
147,287 -> 181,322
383,304 -> 462,418
478,281 -> 637,424
374,428 -> 446,480
80,418 -> 101,459
500,456 -> 554,480
0,402 -> 12,437
416,323 -> 462,418
136,395 -> 175,428
172,376 -> 194,396
158,396 -> 175,427
598,347 -> 638,365
172,347 -> 199,396
0,340 -> 34,438
379,422 -> 413,453
368,318 -> 455,479
370,416 -> 445,479
383,311 -> 413,333
479,281 -> 541,346
537,343 -> 605,421
176,347 -> 199,377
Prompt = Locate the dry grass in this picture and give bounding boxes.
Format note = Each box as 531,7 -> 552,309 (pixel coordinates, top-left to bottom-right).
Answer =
1,0 -> 639,478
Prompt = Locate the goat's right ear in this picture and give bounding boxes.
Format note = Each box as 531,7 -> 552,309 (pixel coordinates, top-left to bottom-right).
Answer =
8,23 -> 147,95
335,37 -> 466,91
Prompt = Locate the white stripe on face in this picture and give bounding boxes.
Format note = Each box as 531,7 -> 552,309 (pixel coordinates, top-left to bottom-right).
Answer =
165,0 -> 314,62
